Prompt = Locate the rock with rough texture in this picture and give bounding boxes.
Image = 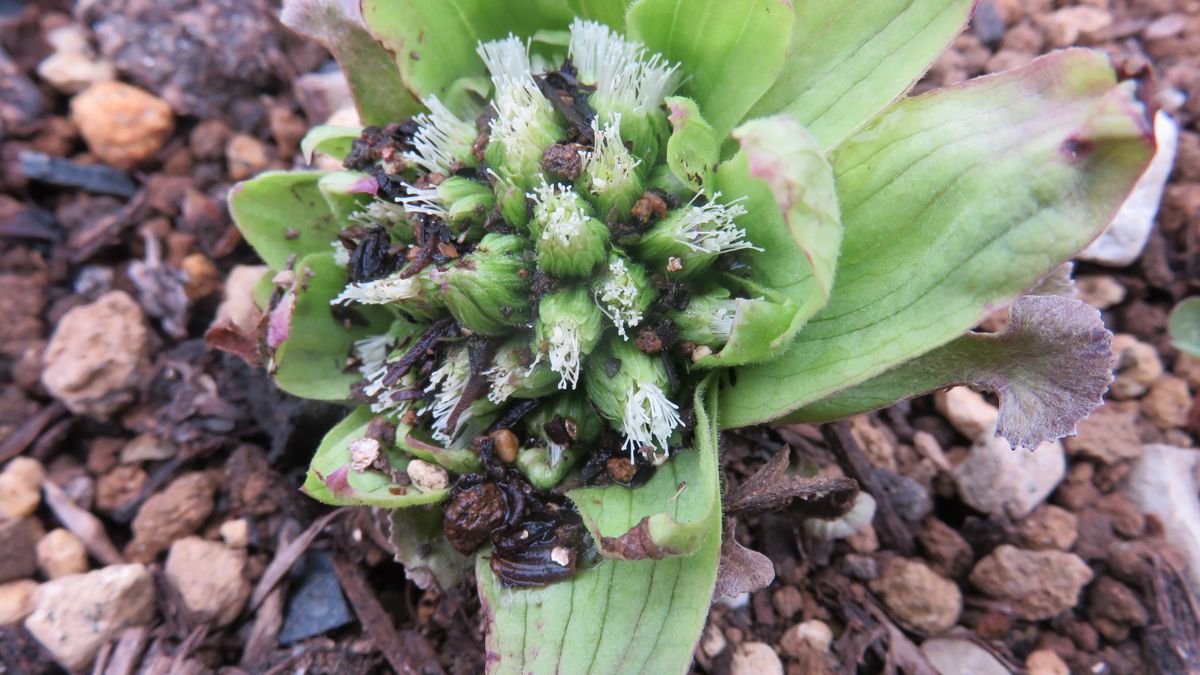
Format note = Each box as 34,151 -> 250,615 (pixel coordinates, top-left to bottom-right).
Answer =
921,638 -> 1011,675
0,579 -> 38,626
36,529 -> 88,579
1125,445 -> 1200,590
779,620 -> 833,657
219,518 -> 250,549
1142,375 -> 1193,429
36,25 -> 116,94
1063,404 -> 1141,464
0,457 -> 44,519
869,558 -> 961,634
730,641 -> 784,675
1110,335 -> 1163,399
41,291 -> 149,419
126,472 -> 217,562
69,82 -> 174,169
24,564 -> 156,671
226,134 -> 272,181
917,518 -> 974,578
1017,504 -> 1078,551
953,427 -> 1065,519
969,545 -> 1093,620
1078,112 -> 1178,266
1086,576 -> 1147,642
164,537 -> 250,626
1026,649 -> 1069,675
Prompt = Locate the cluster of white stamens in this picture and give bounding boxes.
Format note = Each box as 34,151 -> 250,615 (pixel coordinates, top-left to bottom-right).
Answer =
622,381 -> 684,459
395,182 -> 447,218
421,348 -> 472,443
568,19 -> 680,115
529,181 -> 590,243
403,96 -> 476,176
477,35 -> 533,85
673,194 -> 759,255
710,300 -> 738,341
596,257 -> 643,338
332,273 -> 419,306
546,323 -> 583,390
349,200 -> 408,230
490,76 -> 559,170
580,116 -> 640,193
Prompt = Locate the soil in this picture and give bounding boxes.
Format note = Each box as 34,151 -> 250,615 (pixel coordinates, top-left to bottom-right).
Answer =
1,0 -> 1198,673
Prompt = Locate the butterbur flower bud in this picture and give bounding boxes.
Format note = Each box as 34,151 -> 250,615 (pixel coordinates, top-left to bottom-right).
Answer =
584,337 -> 683,460
535,287 -> 604,389
516,391 -> 602,489
669,289 -> 738,348
435,233 -> 532,335
403,96 -> 478,175
437,176 -> 495,228
580,116 -> 644,220
486,337 -> 560,403
331,267 -> 442,318
592,253 -> 655,339
636,195 -> 758,276
481,36 -> 566,189
528,182 -> 609,277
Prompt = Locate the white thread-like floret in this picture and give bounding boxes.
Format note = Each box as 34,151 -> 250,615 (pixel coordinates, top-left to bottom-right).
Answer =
710,300 -> 738,340
528,181 -> 590,245
395,183 -> 447,218
421,348 -> 472,444
673,194 -> 760,255
580,115 -> 640,193
568,19 -> 680,114
621,380 -> 683,459
490,76 -> 557,161
403,96 -> 476,175
547,323 -> 583,390
349,200 -> 408,229
596,257 -> 644,339
477,35 -> 532,84
332,273 -> 420,306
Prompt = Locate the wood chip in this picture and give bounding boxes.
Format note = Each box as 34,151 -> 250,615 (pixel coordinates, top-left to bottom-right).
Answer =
42,478 -> 125,565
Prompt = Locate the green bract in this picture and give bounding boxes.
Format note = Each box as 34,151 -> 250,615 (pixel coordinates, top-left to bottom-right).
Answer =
230,1 -> 1157,672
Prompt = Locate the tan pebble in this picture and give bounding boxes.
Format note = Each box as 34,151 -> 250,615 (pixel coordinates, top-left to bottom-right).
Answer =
36,529 -> 88,579
730,641 -> 783,675
164,537 -> 250,627
226,134 -> 272,181
489,429 -> 519,463
0,457 -> 45,519
181,253 -> 222,300
70,82 -> 174,169
219,519 -> 250,549
0,579 -> 39,626
407,459 -> 449,492
1026,648 -> 1070,675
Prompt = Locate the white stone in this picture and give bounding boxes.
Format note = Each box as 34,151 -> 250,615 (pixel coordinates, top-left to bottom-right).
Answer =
730,641 -> 784,675
953,423 -> 1065,519
1078,111 -> 1179,266
406,459 -> 449,492
921,638 -> 1012,675
24,564 -> 156,671
935,387 -> 998,440
1125,444 -> 1200,592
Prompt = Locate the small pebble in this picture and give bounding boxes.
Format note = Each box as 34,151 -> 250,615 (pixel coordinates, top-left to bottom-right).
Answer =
0,457 -> 44,519
219,518 -> 250,549
407,459 -> 449,492
730,641 -> 783,675
36,529 -> 88,579
870,558 -> 962,633
164,537 -> 251,626
1026,648 -> 1070,675
69,82 -> 174,169
0,579 -> 38,626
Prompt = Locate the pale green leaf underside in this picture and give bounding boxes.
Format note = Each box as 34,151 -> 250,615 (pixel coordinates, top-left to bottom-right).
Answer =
229,171 -> 340,271
748,0 -> 975,150
280,0 -> 422,125
478,517 -> 718,675
301,125 -> 363,163
1169,297 -> 1200,357
273,253 -> 392,401
362,0 -> 572,101
626,0 -> 795,141
304,406 -> 449,507
567,379 -> 719,557
721,49 -> 1155,428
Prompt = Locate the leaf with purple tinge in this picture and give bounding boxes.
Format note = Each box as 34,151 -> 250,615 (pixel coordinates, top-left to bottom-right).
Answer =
713,522 -> 774,600
785,295 -> 1114,450
281,0 -> 422,125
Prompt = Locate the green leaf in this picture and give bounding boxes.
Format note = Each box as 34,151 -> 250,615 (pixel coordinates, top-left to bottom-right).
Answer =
566,377 -> 720,559
229,171 -> 342,270
303,406 -> 450,507
626,0 -> 794,141
690,276 -> 799,369
272,253 -> 392,400
748,0 -> 974,150
280,0 -> 422,125
721,49 -> 1156,428
385,506 -> 471,590
478,513 -> 718,674
664,97 -> 719,196
1169,297 -> 1200,357
300,125 -> 364,163
786,295 -> 1114,449
361,0 -> 572,101
565,0 -> 628,27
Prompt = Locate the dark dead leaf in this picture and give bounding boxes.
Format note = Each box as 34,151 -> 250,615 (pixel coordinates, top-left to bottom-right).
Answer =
722,446 -> 858,516
713,521 -> 774,600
